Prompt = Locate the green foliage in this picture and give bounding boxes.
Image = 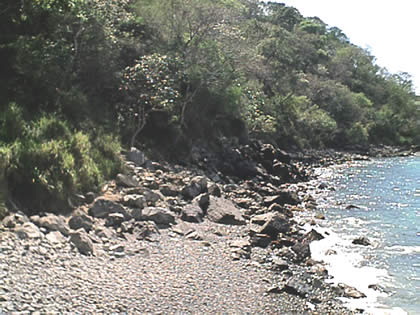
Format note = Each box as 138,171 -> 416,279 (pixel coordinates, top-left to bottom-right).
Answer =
6,115 -> 122,211
241,85 -> 276,134
0,103 -> 26,143
0,146 -> 11,220
119,53 -> 182,146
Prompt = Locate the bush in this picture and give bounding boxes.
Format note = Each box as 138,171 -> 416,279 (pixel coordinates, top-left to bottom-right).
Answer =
7,115 -> 122,212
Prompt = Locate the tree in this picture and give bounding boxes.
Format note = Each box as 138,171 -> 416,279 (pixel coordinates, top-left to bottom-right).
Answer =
119,54 -> 181,147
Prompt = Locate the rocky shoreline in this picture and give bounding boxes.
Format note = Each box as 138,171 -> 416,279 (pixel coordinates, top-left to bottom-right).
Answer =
1,141 -> 417,314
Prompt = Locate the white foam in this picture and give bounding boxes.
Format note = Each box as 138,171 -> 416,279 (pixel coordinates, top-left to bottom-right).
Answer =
309,228 -> 406,315
384,245 -> 420,255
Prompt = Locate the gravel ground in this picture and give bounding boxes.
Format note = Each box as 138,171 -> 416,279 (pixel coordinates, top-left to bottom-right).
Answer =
0,220 -> 354,315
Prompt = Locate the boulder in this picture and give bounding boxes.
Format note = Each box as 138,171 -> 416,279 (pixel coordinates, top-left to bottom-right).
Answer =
208,184 -> 221,197
182,176 -> 208,200
14,222 -> 43,239
116,173 -> 138,188
132,221 -> 160,240
2,213 -> 29,228
193,193 -> 210,212
271,161 -> 290,179
303,229 -> 324,242
181,204 -> 204,223
95,226 -> 115,240
126,147 -> 145,166
88,198 -> 130,220
46,231 -> 66,244
160,185 -> 179,197
70,230 -> 94,255
141,207 -> 175,226
250,233 -> 272,248
206,196 -> 246,225
250,212 -> 290,238
291,242 -> 311,262
69,212 -> 94,232
122,194 -> 146,209
335,283 -> 366,299
105,213 -> 125,227
35,214 -> 70,236
263,190 -> 300,207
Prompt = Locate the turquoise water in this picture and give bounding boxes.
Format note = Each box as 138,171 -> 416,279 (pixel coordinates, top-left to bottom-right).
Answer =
312,156 -> 420,314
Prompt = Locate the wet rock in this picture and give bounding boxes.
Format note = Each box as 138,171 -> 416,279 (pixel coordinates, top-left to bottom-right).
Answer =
141,207 -> 175,226
181,204 -> 204,223
352,236 -> 371,246
70,230 -> 94,255
68,212 -> 94,232
335,283 -> 366,299
88,198 -> 130,220
126,147 -> 145,166
34,214 -> 70,236
303,229 -> 325,242
116,173 -> 138,188
15,222 -> 43,239
318,182 -> 329,190
314,213 -> 325,220
206,197 -> 246,225
325,249 -> 337,255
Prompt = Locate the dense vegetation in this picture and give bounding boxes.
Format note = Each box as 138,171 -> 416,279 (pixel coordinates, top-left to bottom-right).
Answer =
0,0 -> 419,214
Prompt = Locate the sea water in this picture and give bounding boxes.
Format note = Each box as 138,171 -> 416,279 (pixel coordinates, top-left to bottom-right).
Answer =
309,156 -> 420,315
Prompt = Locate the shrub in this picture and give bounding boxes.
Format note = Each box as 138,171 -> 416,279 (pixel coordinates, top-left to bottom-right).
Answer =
7,115 -> 122,212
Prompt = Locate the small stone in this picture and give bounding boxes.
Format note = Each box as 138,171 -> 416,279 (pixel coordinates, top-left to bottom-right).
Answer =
352,236 -> 371,246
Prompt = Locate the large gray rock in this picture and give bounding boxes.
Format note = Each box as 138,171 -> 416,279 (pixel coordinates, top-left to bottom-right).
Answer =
70,230 -> 94,255
263,190 -> 300,207
181,204 -> 204,223
2,213 -> 29,228
206,197 -> 246,225
122,194 -> 146,209
335,283 -> 366,299
69,212 -> 94,232
182,176 -> 208,200
126,147 -> 145,166
46,231 -> 66,244
36,214 -> 70,236
15,222 -> 43,239
88,198 -> 130,220
116,174 -> 138,188
141,207 -> 175,226
250,212 -> 290,238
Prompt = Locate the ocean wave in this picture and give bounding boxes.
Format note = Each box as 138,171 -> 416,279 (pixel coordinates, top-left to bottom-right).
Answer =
385,245 -> 420,255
